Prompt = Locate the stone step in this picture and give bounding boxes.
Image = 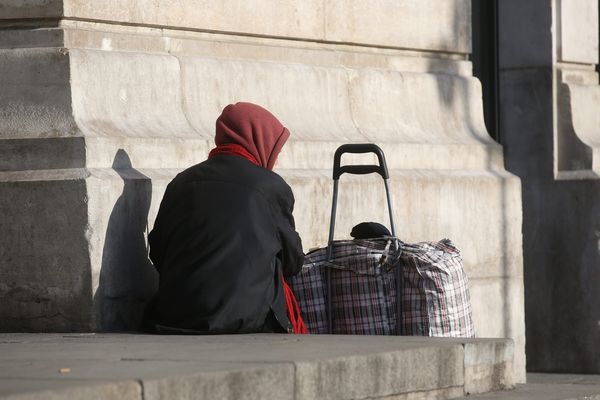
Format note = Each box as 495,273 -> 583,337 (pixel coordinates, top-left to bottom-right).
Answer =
0,334 -> 513,400
0,136 -> 503,173
456,373 -> 600,400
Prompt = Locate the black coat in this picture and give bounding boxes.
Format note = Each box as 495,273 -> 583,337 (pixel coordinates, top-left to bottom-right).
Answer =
145,154 -> 304,333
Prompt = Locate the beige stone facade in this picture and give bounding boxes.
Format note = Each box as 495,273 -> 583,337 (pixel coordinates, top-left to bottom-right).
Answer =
0,0 -> 527,382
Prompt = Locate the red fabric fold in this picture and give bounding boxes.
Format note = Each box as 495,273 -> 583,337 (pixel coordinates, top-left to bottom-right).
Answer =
208,143 -> 260,166
283,278 -> 308,334
213,102 -> 290,170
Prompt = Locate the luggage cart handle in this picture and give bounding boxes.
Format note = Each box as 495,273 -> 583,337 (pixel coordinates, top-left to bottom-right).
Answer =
333,144 -> 390,180
326,143 -> 400,335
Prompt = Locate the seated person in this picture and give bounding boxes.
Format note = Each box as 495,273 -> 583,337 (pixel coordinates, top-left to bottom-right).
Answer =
144,102 -> 305,334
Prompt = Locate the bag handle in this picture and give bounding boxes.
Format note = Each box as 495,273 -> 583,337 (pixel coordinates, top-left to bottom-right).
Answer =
333,143 -> 390,180
326,143 -> 401,334
328,144 -> 396,242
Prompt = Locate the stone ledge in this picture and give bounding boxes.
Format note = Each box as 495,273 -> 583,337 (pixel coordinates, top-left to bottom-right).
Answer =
0,334 -> 513,400
0,137 -> 504,172
0,0 -> 471,54
0,46 -> 490,146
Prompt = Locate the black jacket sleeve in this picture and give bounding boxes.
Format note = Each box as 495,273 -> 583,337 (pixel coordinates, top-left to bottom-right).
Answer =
273,185 -> 304,277
148,228 -> 162,270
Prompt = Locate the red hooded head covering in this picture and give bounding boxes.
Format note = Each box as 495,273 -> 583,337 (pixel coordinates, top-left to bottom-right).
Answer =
210,102 -> 290,170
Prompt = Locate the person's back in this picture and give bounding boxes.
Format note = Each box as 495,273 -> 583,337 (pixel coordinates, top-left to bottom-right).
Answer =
145,102 -> 304,334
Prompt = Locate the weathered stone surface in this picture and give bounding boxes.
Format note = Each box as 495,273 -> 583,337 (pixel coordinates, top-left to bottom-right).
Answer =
0,48 -> 77,139
457,373 -> 600,400
464,339 -> 514,394
0,137 -> 84,171
0,174 -> 93,332
324,0 -> 471,53
0,334 -> 514,399
60,22 -> 474,75
83,162 -> 524,337
0,0 -> 62,19
1,0 -> 471,53
281,169 -> 522,275
559,0 -> 599,64
0,382 -> 141,400
86,164 -> 157,331
0,0 -> 525,386
468,278 -> 524,383
557,82 -> 600,174
69,49 -> 197,139
64,48 -> 488,145
294,345 -> 464,400
63,0 -> 324,41
143,366 -> 295,400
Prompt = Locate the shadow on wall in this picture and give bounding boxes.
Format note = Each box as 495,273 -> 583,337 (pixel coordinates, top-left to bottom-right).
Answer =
94,149 -> 158,331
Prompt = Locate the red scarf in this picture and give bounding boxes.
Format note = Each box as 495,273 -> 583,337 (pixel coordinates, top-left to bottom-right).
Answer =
208,143 -> 308,334
208,144 -> 259,165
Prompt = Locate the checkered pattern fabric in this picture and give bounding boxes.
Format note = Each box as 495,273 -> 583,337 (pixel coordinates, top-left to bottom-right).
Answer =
289,238 -> 475,337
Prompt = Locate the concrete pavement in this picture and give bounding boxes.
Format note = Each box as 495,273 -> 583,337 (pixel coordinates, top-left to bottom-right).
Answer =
457,373 -> 600,400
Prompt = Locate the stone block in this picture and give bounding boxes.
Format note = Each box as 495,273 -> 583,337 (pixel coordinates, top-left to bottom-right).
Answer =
178,56 -> 359,142
294,345 -> 464,400
0,381 -> 141,400
0,0 -> 62,19
0,137 -> 84,171
0,27 -> 63,49
0,334 -> 516,399
57,23 -> 473,76
457,373 -> 600,399
557,82 -> 600,174
464,339 -> 515,394
0,172 -> 93,332
469,278 -> 525,383
2,0 -> 471,53
559,0 -> 599,64
69,49 -> 197,139
325,0 -> 471,53
143,365 -> 295,400
65,47 -> 494,149
0,48 -> 76,139
62,0 -> 324,41
348,69 -> 493,144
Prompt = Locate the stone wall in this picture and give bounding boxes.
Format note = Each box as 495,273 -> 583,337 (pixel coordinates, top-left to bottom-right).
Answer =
499,0 -> 600,373
0,0 -> 526,381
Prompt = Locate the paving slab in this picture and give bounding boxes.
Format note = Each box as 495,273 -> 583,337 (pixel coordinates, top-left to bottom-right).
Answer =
456,373 -> 600,399
0,333 -> 513,400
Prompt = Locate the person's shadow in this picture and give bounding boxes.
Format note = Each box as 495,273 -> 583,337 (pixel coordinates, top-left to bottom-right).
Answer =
94,149 -> 158,331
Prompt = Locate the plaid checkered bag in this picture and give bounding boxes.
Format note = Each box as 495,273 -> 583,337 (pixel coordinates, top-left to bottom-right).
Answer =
288,254 -> 328,334
290,239 -> 397,335
385,239 -> 475,337
290,238 -> 475,337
